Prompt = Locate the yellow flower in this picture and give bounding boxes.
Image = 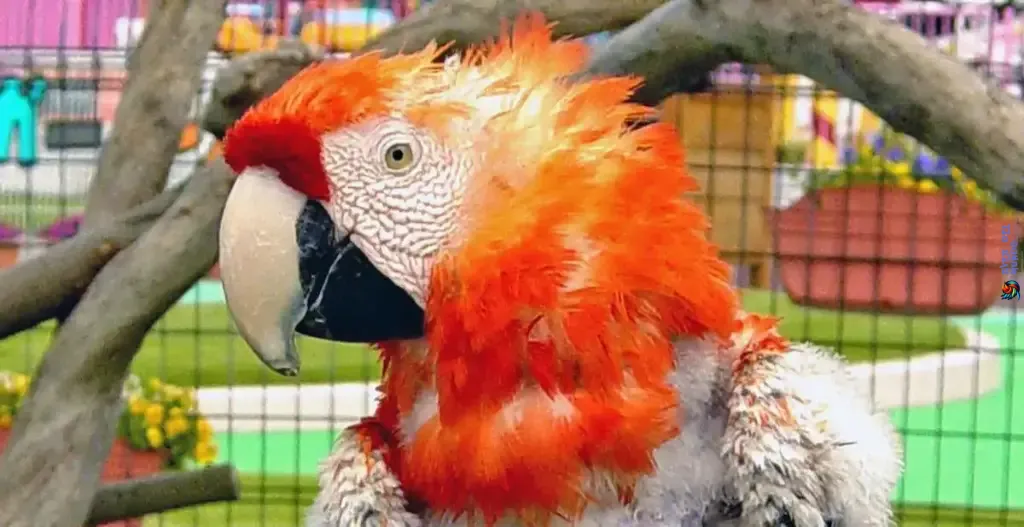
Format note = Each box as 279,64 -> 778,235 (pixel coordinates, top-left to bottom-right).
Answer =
896,175 -> 916,189
179,389 -> 196,411
143,404 -> 165,427
164,416 -> 189,438
163,385 -> 184,400
857,143 -> 875,160
168,407 -> 184,418
951,167 -> 964,181
128,394 -> 147,415
0,414 -> 11,428
196,418 -> 214,442
887,161 -> 912,177
916,179 -> 939,194
145,427 -> 164,448
194,441 -> 218,465
148,378 -> 162,392
11,374 -> 28,396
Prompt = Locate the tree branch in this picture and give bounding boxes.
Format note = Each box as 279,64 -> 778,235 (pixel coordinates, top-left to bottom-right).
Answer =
0,185 -> 183,340
82,0 -> 227,228
582,0 -> 1024,208
364,0 -> 666,56
203,40 -> 324,140
202,0 -> 676,138
0,161 -> 235,527
86,464 -> 241,525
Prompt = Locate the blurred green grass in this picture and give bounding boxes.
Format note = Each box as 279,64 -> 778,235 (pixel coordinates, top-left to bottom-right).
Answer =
0,194 -> 85,232
740,288 -> 966,362
0,303 -> 378,386
0,288 -> 964,387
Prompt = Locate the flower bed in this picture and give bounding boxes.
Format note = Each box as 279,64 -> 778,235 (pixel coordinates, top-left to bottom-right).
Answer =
0,373 -> 218,526
771,129 -> 1014,314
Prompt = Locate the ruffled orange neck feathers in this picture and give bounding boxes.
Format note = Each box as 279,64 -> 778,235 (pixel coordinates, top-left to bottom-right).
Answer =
365,14 -> 740,526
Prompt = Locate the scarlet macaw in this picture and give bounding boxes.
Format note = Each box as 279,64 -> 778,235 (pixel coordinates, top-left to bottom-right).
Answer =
217,14 -> 903,526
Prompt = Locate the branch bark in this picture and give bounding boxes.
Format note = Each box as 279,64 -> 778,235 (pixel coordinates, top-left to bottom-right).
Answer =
0,185 -> 183,340
82,0 -> 227,229
364,0 -> 666,56
87,464 -> 241,525
203,40 -> 324,140
0,160 -> 235,527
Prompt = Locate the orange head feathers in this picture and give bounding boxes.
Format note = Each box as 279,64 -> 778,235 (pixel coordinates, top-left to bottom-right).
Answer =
221,12 -> 739,524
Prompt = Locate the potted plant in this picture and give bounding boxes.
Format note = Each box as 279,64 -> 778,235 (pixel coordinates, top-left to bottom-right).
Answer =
0,373 -> 218,527
770,128 -> 1014,314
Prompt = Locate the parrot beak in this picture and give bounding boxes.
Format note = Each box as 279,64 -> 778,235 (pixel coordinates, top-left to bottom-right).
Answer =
219,168 -> 425,376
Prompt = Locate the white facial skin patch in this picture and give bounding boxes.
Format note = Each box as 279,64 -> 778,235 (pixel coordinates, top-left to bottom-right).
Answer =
319,117 -> 471,306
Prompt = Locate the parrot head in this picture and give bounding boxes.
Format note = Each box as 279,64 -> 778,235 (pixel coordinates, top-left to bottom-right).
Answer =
220,11 -> 737,403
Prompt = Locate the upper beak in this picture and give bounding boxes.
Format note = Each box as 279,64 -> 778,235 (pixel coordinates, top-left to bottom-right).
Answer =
219,169 -> 425,376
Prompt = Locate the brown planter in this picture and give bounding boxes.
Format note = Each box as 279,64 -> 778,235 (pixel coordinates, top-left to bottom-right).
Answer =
0,428 -> 165,527
0,243 -> 19,268
770,186 -> 1008,314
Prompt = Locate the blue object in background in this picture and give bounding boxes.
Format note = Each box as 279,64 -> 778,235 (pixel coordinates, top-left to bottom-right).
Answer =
883,146 -> 905,162
870,133 -> 885,153
841,145 -> 857,165
0,77 -> 47,167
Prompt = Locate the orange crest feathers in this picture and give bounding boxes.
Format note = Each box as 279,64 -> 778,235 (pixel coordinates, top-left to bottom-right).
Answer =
390,12 -> 740,523
222,44 -> 445,199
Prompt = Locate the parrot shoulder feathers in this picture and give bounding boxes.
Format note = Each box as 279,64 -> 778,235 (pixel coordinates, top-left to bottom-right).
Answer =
721,313 -> 904,527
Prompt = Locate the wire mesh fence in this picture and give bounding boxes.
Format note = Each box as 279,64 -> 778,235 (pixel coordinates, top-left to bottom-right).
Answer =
0,0 -> 1021,525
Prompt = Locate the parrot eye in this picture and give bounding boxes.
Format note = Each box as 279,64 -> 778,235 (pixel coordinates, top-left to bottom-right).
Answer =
383,143 -> 415,172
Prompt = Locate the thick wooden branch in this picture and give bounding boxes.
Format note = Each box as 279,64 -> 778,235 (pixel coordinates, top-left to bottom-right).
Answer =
202,0 -> 675,136
203,40 -> 324,139
586,0 -> 1024,209
0,161 -> 235,527
87,464 -> 241,525
82,0 -> 227,228
0,185 -> 183,340
365,0 -> 666,56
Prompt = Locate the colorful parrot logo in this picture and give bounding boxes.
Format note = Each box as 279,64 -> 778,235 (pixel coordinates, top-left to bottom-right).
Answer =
1002,280 -> 1020,300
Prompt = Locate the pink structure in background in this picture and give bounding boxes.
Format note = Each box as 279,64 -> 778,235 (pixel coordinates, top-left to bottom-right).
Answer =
0,0 -> 418,49
0,0 -> 148,48
859,1 -> 1023,75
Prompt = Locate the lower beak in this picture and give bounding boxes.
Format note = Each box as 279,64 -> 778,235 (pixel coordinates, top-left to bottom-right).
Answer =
218,169 -> 425,376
